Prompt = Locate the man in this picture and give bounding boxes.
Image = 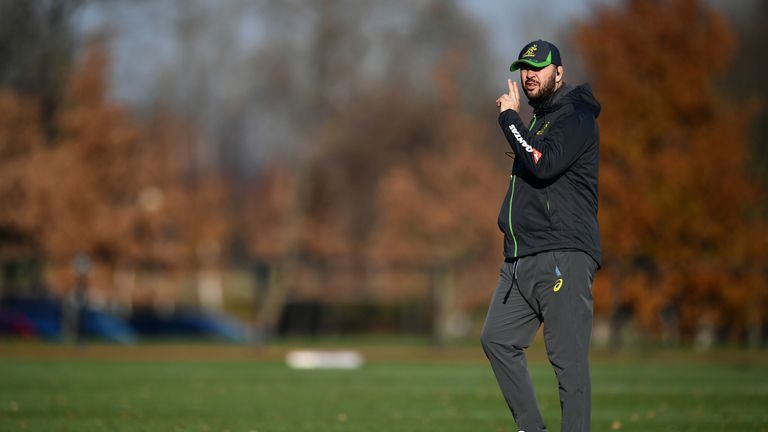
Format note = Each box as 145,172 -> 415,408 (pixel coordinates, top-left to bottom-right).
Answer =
481,39 -> 602,432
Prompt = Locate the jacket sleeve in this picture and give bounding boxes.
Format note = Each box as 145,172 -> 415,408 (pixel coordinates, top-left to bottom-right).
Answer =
498,108 -> 595,180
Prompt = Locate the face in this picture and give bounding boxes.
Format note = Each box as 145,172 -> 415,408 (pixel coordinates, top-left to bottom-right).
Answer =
520,64 -> 560,102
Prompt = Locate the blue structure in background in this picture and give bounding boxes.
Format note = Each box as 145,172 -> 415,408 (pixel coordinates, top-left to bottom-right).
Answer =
0,298 -> 248,344
0,299 -> 135,343
128,308 -> 248,343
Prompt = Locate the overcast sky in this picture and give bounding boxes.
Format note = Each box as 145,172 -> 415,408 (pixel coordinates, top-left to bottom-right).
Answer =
75,0 -> 619,106
76,0 -> 755,107
458,0 -> 617,78
72,0 -> 759,169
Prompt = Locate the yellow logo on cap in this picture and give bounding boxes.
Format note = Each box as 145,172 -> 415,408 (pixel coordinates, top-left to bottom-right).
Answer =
553,278 -> 563,292
523,44 -> 538,58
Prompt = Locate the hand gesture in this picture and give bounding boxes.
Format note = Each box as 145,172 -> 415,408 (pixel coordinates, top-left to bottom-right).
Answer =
496,79 -> 520,113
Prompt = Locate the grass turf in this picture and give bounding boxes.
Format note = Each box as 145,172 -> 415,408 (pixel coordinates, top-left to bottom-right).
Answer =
0,349 -> 766,431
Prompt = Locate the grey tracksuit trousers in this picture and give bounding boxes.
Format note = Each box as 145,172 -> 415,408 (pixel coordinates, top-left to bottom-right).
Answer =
481,250 -> 598,432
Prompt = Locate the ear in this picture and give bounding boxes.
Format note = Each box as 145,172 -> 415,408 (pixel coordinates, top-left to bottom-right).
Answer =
555,66 -> 564,82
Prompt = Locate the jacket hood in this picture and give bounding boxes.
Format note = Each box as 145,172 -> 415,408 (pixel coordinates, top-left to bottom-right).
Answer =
532,83 -> 601,118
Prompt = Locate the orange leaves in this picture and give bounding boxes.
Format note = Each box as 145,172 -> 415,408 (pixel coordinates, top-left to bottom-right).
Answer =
372,116 -> 502,265
577,0 -> 768,337
241,60 -> 506,305
0,44 -> 232,296
245,167 -> 302,260
0,90 -> 46,240
34,46 -> 146,264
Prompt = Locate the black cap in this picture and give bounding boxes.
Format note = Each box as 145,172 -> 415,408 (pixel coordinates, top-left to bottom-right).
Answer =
510,40 -> 562,71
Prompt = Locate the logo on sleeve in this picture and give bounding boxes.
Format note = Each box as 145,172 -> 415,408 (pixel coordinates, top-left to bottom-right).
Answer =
508,124 -> 543,164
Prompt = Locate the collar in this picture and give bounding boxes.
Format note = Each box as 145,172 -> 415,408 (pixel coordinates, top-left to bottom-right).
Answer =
529,83 -> 573,115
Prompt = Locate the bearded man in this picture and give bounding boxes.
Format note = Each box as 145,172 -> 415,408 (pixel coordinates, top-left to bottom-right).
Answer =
481,39 -> 602,432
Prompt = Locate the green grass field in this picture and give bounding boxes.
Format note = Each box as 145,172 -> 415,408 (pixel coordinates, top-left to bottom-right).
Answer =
1,345 -> 767,431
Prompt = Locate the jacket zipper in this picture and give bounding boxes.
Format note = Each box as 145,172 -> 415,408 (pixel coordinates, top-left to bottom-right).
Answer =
508,174 -> 518,257
507,115 -> 539,258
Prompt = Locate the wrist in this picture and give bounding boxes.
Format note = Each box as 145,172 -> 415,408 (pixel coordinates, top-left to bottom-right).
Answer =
498,108 -> 521,125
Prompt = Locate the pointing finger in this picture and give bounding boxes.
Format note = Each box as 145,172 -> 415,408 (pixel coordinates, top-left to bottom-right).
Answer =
511,81 -> 519,100
507,79 -> 514,94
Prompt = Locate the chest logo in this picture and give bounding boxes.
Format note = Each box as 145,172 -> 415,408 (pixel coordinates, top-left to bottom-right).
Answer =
535,121 -> 551,136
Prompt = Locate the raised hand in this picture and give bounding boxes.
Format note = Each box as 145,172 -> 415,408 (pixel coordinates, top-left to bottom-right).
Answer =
496,79 -> 520,113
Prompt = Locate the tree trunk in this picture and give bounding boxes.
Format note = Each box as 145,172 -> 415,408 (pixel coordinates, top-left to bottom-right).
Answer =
253,258 -> 293,343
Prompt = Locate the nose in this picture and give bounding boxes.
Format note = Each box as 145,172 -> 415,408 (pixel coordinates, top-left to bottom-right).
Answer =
523,69 -> 538,80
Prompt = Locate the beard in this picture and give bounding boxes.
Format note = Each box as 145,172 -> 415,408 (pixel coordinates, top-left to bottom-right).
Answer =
523,72 -> 557,103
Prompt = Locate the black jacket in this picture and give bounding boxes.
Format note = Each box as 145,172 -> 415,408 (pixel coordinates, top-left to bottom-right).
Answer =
497,84 -> 602,266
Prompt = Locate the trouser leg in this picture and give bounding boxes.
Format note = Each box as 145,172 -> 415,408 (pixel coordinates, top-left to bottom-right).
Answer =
537,251 -> 597,432
481,262 -> 546,432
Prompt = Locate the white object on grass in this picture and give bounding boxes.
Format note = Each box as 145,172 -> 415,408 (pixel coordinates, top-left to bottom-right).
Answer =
285,350 -> 364,369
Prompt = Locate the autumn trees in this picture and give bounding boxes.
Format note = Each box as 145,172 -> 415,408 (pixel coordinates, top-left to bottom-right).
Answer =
578,0 -> 767,342
0,0 -> 765,345
240,1 -> 505,339
1,0 -> 507,341
0,44 -> 230,307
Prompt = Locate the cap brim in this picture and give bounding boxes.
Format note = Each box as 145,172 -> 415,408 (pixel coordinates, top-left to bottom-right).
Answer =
509,51 -> 553,71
